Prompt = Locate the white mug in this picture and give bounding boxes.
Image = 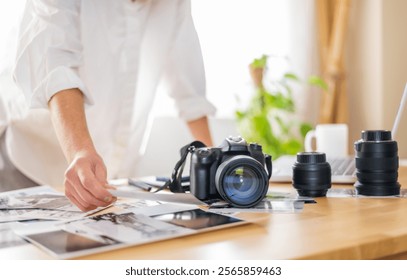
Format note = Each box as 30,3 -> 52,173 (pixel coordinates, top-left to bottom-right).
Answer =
304,124 -> 349,158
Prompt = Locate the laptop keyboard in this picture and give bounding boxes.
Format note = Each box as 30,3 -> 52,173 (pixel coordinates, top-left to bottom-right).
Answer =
328,157 -> 355,176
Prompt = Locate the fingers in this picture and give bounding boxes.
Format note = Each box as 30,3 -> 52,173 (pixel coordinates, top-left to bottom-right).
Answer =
76,167 -> 114,203
95,161 -> 108,185
65,181 -> 97,212
65,176 -> 116,211
103,184 -> 117,190
64,156 -> 116,211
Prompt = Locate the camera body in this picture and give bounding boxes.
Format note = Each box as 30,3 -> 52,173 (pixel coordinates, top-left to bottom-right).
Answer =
190,136 -> 271,208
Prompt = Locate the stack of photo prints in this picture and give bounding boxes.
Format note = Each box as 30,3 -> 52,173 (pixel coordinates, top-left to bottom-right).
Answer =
0,180 -> 316,259
0,186 -> 249,259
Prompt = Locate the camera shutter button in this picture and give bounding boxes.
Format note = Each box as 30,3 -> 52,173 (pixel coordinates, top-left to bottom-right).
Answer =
229,136 -> 243,142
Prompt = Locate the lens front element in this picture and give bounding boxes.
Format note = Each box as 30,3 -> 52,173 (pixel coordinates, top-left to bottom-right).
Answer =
224,166 -> 259,200
215,156 -> 268,207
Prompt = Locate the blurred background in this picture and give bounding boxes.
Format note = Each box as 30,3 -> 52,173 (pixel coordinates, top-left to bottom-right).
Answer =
1,0 -> 406,176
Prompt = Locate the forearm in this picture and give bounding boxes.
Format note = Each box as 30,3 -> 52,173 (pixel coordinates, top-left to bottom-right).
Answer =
48,88 -> 95,163
187,116 -> 213,146
48,88 -> 114,211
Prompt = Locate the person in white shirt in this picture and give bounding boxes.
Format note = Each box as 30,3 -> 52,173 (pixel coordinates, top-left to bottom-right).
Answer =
1,0 -> 216,211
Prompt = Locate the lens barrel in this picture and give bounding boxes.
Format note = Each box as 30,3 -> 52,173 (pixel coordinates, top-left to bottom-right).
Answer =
354,130 -> 400,196
292,152 -> 331,197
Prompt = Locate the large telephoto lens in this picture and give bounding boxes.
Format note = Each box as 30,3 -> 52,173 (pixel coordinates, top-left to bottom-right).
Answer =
215,156 -> 269,208
292,152 -> 331,197
354,130 -> 400,196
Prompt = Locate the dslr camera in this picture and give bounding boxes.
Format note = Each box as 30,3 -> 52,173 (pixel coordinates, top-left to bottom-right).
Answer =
190,136 -> 272,208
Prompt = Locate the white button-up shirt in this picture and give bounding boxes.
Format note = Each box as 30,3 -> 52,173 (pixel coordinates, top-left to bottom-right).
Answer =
8,0 -> 215,187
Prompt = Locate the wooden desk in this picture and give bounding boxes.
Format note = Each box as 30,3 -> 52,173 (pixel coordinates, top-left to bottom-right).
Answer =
1,167 -> 407,260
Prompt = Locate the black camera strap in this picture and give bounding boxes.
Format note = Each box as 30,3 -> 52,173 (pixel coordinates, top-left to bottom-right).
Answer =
154,140 -> 206,193
265,154 -> 272,180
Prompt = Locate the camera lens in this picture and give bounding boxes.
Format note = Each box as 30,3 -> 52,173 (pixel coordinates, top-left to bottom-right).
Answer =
354,130 -> 400,196
215,156 -> 269,207
292,152 -> 331,197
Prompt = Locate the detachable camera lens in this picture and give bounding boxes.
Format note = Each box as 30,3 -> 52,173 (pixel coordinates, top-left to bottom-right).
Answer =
354,130 -> 400,196
292,152 -> 331,197
215,156 -> 269,207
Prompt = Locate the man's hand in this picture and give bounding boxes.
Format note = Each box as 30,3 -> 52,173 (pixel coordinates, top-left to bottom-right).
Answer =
64,149 -> 116,212
48,88 -> 116,211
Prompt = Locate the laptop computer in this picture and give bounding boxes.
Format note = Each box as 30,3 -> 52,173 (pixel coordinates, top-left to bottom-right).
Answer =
272,83 -> 407,184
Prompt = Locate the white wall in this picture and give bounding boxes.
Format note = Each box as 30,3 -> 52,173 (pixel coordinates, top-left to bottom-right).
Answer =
346,0 -> 407,157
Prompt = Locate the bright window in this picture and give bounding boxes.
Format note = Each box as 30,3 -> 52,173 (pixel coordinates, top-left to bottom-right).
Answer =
153,0 -> 291,118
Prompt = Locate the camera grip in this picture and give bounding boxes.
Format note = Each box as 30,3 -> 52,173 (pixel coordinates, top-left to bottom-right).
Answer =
190,149 -> 220,200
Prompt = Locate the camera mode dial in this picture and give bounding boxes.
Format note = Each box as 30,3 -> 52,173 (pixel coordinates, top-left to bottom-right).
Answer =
197,148 -> 211,156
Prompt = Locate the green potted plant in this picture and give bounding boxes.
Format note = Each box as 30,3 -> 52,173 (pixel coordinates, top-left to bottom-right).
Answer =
235,54 -> 327,159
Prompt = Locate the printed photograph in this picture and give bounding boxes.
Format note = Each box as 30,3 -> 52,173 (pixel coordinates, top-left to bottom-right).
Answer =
62,211 -> 192,244
151,209 -> 242,230
25,229 -> 114,256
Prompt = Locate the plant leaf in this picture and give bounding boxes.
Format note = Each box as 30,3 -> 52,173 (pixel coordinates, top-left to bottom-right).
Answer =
300,122 -> 313,138
264,92 -> 294,112
235,110 -> 246,121
250,54 -> 268,69
281,139 -> 302,155
307,76 -> 328,91
283,72 -> 299,81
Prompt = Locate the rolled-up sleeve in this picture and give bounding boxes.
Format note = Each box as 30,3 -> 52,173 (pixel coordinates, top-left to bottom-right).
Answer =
13,0 -> 93,108
161,1 -> 216,121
